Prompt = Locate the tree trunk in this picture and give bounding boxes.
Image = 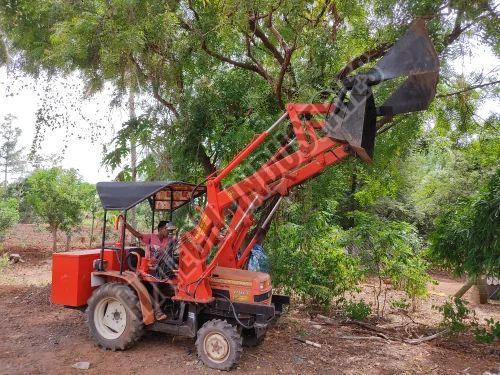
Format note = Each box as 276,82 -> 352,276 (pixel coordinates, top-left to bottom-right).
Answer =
197,143 -> 216,175
128,88 -> 137,239
51,227 -> 58,252
454,279 -> 474,298
3,158 -> 7,189
89,211 -> 95,248
477,277 -> 488,304
65,231 -> 71,252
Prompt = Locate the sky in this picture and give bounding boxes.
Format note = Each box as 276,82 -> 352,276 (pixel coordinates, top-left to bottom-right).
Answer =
0,70 -> 127,183
0,42 -> 498,184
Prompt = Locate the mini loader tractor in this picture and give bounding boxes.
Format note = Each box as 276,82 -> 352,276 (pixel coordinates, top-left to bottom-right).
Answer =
51,20 -> 439,370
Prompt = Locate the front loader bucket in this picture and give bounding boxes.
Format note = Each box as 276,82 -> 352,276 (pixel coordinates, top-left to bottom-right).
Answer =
325,85 -> 377,163
325,19 -> 439,162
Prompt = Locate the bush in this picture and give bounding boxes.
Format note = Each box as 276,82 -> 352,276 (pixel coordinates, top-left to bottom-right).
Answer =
434,297 -> 472,333
435,298 -> 500,344
390,298 -> 410,310
0,252 -> 9,271
266,212 -> 362,306
343,211 -> 430,314
343,300 -> 372,320
0,197 -> 19,239
430,169 -> 500,278
473,318 -> 500,344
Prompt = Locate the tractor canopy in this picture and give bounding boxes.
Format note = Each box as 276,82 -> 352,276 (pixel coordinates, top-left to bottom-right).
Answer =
96,181 -> 206,212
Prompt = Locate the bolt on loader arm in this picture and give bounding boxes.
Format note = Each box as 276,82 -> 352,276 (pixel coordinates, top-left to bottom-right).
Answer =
173,19 -> 439,303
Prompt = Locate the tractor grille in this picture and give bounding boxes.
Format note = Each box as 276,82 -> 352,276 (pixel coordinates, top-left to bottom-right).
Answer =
254,290 -> 271,303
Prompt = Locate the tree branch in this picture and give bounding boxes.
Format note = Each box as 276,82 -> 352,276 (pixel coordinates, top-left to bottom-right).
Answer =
441,3 -> 499,51
129,54 -> 179,118
267,13 -> 289,52
436,80 -> 500,98
335,43 -> 392,80
152,83 -> 179,118
200,38 -> 271,82
264,13 -> 297,109
248,17 -> 284,64
245,34 -> 274,84
275,43 -> 295,109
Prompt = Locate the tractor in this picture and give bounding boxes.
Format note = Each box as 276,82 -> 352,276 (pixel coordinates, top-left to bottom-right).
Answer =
51,20 -> 439,370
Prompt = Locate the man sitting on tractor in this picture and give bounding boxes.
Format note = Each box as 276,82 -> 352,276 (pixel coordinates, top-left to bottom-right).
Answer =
125,220 -> 177,260
125,220 -> 178,320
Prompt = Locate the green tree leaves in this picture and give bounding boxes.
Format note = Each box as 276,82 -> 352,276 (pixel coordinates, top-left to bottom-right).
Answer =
430,168 -> 500,278
0,194 -> 19,240
25,167 -> 95,251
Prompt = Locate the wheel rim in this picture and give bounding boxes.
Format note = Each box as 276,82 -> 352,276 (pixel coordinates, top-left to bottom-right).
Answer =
94,297 -> 127,340
203,332 -> 230,363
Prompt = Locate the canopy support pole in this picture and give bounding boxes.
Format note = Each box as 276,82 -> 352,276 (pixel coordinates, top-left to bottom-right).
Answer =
99,210 -> 107,271
151,198 -> 155,233
120,211 -> 127,275
169,187 -> 173,221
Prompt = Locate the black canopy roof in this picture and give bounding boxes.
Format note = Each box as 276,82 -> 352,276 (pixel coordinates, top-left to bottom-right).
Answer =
96,181 -> 206,211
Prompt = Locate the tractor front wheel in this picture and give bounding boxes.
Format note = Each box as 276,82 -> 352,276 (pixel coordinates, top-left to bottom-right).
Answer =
196,319 -> 243,371
86,282 -> 144,350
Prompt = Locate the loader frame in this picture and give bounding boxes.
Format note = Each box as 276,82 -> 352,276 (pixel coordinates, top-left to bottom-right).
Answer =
175,103 -> 351,302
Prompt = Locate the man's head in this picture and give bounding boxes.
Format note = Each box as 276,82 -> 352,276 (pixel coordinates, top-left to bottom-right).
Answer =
157,220 -> 176,238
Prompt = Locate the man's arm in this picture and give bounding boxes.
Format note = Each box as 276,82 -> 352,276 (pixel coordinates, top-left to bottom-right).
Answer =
125,222 -> 143,240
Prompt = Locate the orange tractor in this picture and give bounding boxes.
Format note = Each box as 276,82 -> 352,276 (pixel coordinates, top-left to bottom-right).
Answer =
51,21 -> 439,370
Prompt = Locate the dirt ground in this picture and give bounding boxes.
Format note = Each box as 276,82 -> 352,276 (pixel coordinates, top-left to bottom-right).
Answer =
0,224 -> 499,375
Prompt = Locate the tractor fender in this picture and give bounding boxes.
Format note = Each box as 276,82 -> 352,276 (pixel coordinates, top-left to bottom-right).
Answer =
92,270 -> 155,325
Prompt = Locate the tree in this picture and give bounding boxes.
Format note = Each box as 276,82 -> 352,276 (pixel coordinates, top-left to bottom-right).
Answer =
25,168 -> 88,251
0,114 -> 24,188
1,0 -> 497,178
343,211 -> 430,314
0,187 -> 19,240
430,168 -> 500,279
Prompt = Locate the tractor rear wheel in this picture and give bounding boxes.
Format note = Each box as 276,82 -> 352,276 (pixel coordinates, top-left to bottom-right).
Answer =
196,319 -> 242,371
86,282 -> 144,350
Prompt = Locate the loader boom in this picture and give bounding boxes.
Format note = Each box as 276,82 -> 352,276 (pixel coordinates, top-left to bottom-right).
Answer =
175,103 -> 351,302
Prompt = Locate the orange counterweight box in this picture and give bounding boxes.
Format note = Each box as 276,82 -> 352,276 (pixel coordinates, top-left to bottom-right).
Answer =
51,249 -> 123,307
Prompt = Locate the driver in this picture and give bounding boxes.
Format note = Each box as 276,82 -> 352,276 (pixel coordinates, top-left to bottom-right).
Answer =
125,220 -> 177,260
124,220 -> 177,321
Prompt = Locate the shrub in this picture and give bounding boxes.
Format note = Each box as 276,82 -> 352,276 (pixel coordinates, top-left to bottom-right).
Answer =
390,298 -> 410,310
266,213 -> 362,306
343,211 -> 430,314
473,318 -> 500,344
343,300 -> 372,320
435,298 -> 500,344
0,197 -> 19,239
434,297 -> 472,333
0,252 -> 9,271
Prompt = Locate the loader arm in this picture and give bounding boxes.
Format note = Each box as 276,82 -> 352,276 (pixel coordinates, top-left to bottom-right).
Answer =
173,20 -> 439,303
174,103 -> 350,302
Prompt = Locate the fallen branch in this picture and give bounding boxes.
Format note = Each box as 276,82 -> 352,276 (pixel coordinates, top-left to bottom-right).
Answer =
293,337 -> 322,348
315,314 -> 392,340
404,329 -> 448,345
344,319 -> 388,335
337,335 -> 384,340
314,314 -> 336,325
